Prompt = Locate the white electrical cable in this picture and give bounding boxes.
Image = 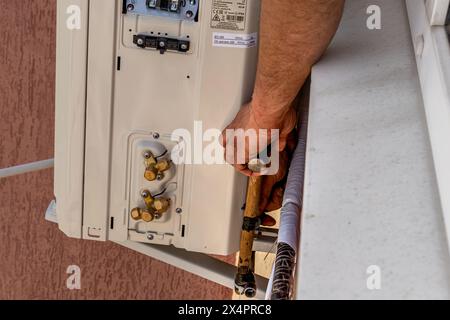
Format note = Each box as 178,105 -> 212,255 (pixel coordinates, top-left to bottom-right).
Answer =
0,159 -> 55,179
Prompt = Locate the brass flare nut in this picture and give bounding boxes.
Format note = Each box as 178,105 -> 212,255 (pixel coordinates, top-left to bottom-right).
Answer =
144,168 -> 158,181
131,207 -> 155,222
131,189 -> 170,222
141,210 -> 155,222
143,151 -> 171,182
153,198 -> 170,214
131,208 -> 142,220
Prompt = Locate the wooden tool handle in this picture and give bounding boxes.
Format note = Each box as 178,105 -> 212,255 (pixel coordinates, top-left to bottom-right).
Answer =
239,176 -> 262,268
235,175 -> 263,297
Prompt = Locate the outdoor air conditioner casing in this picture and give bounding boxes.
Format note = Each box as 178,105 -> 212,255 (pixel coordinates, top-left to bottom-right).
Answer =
54,0 -> 261,255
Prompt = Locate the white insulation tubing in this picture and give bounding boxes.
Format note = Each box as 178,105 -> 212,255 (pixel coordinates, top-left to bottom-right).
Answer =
278,106 -> 308,252
266,104 -> 309,299
0,159 -> 55,179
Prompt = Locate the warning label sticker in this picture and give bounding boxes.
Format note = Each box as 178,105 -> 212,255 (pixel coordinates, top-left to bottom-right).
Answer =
211,0 -> 248,31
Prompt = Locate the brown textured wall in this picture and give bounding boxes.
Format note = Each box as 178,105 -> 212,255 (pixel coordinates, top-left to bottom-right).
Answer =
0,0 -> 56,168
0,0 -> 233,300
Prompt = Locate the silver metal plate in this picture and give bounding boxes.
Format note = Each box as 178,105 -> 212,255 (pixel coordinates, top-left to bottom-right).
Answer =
125,0 -> 199,21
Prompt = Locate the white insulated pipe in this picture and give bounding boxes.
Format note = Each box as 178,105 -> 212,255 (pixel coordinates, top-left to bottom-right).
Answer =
0,159 -> 55,179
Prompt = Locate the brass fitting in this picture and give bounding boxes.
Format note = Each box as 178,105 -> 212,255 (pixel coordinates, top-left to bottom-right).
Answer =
131,190 -> 170,222
143,150 -> 171,182
131,207 -> 142,220
141,189 -> 155,208
144,167 -> 158,181
141,209 -> 155,222
153,198 -> 171,214
155,159 -> 171,172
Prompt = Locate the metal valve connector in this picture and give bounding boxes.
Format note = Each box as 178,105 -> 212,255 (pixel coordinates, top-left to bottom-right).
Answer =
143,151 -> 172,182
153,198 -> 170,214
131,190 -> 171,222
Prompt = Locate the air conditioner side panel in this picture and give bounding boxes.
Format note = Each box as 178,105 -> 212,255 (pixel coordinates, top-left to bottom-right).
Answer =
54,0 -> 89,238
82,0 -> 118,241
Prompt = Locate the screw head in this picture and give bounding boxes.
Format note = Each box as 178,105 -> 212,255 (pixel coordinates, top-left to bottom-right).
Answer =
127,4 -> 135,11
137,38 -> 144,46
176,208 -> 183,214
186,10 -> 194,18
143,150 -> 152,159
147,233 -> 154,240
153,133 -> 160,139
141,190 -> 150,198
180,43 -> 188,50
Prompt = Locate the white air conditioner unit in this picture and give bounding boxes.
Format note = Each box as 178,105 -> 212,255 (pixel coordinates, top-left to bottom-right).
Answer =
54,0 -> 261,255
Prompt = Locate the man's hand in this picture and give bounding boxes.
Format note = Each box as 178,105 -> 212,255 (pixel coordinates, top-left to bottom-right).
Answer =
258,130 -> 297,214
221,102 -> 297,176
220,101 -> 298,216
221,0 -> 344,218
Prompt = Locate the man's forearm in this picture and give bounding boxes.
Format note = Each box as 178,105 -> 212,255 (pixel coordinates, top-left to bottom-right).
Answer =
252,0 -> 345,128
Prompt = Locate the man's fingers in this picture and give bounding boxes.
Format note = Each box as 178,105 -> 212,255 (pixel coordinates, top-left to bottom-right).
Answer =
285,129 -> 298,154
260,214 -> 277,227
259,181 -> 285,213
258,176 -> 273,213
257,148 -> 291,212
258,174 -> 281,213
265,185 -> 285,212
234,165 -> 253,177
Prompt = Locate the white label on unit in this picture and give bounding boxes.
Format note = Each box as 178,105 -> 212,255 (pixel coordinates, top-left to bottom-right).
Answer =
212,32 -> 257,48
211,0 -> 248,31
